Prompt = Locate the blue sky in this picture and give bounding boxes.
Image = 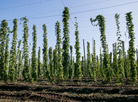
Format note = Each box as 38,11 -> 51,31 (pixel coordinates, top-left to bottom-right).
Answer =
1,0 -> 138,58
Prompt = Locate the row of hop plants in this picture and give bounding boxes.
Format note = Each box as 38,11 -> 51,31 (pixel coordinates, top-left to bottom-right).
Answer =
0,7 -> 138,84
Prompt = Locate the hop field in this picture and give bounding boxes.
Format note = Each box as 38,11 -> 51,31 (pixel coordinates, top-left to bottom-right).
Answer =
0,1 -> 138,101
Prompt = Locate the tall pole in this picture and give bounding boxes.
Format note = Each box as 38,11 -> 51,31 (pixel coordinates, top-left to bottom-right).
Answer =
92,38 -> 94,69
83,39 -> 87,80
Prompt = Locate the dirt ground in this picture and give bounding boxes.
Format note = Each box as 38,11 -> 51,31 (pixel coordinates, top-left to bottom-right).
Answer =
0,78 -> 138,102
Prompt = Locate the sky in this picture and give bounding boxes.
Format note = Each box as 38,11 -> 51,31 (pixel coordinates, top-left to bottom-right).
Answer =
0,0 -> 138,58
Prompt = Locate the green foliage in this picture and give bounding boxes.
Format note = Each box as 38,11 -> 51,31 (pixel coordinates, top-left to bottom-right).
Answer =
55,21 -> 63,81
18,50 -> 22,77
69,46 -> 74,79
92,40 -> 96,81
90,15 -> 111,82
9,19 -> 17,82
38,47 -> 41,77
126,12 -> 137,83
81,56 -> 85,76
117,51 -> 123,82
109,52 -> 114,77
32,25 -> 37,81
17,40 -> 22,76
0,20 -> 9,81
0,10 -> 138,84
113,43 -> 118,76
43,24 -> 50,80
109,52 -> 112,69
100,48 -> 104,78
53,48 -> 58,80
21,17 -> 31,82
115,13 -> 124,82
74,17 -> 82,79
87,42 -> 92,77
122,41 -> 128,78
136,49 -> 138,74
115,14 -> 122,51
126,51 -> 130,77
4,34 -> 9,82
96,56 -> 100,77
62,7 -> 70,80
48,47 -> 53,78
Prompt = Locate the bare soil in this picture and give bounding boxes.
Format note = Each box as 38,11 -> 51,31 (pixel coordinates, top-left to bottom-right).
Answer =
0,78 -> 138,102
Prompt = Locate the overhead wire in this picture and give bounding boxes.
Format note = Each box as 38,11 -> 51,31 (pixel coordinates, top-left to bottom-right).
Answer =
5,0 -> 138,21
0,0 -> 51,11
28,0 -> 112,17
4,0 -> 138,45
0,0 -> 112,18
1,1 -> 136,56
71,0 -> 138,14
69,0 -> 112,9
